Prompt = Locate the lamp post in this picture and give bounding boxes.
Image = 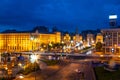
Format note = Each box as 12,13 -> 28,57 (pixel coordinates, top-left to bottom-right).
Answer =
61,41 -> 64,53
30,35 -> 39,80
30,36 -> 35,51
30,54 -> 37,80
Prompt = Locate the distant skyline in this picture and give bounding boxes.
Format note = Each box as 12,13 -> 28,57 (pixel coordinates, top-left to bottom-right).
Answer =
0,0 -> 120,32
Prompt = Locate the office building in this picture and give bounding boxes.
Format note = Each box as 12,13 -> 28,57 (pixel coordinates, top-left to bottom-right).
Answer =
101,28 -> 120,54
109,15 -> 117,28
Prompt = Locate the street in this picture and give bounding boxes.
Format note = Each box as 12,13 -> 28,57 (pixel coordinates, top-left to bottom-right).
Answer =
14,59 -> 96,80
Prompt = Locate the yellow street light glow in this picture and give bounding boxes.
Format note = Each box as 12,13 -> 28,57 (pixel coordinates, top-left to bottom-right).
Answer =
5,67 -> 8,70
100,55 -> 103,57
78,47 -> 80,50
30,54 -> 38,63
118,55 -> 120,58
30,37 -> 34,40
71,40 -> 73,43
19,75 -> 24,79
18,63 -> 22,66
41,48 -> 44,51
31,55 -> 37,60
61,41 -> 64,44
92,40 -> 94,43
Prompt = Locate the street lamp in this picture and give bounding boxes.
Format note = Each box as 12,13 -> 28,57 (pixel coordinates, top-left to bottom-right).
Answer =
19,75 -> 24,79
30,36 -> 35,51
19,74 -> 24,79
30,54 -> 37,63
30,54 -> 38,80
61,41 -> 64,53
18,63 -> 22,67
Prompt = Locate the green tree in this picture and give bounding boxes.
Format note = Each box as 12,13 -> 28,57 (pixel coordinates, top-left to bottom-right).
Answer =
96,42 -> 102,52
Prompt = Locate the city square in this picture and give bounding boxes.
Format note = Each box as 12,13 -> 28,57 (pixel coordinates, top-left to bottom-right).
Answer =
0,0 -> 120,80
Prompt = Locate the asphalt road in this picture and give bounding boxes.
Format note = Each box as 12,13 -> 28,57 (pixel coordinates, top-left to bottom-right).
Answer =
14,60 -> 96,80
46,60 -> 96,80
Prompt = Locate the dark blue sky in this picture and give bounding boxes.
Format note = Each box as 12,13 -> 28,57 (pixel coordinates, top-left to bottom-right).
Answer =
0,0 -> 120,32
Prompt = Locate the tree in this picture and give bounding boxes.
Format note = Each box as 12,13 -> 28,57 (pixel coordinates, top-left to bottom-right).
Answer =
96,42 -> 102,52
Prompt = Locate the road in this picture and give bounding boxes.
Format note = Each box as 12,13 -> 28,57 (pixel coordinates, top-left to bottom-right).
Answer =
14,60 -> 96,80
70,60 -> 96,80
81,61 -> 96,80
46,60 -> 96,80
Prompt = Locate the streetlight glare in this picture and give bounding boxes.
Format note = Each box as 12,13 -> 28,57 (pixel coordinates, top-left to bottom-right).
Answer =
30,54 -> 37,63
18,63 -> 22,66
19,75 -> 24,79
5,67 -> 8,70
100,55 -> 103,57
30,36 -> 34,40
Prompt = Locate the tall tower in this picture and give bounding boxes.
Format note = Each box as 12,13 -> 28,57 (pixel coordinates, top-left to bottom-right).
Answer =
109,14 -> 117,28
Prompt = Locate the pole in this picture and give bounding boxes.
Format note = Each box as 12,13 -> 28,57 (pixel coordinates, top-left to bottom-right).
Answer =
35,61 -> 36,80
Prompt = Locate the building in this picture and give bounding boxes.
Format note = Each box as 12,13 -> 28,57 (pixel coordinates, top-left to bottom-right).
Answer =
101,28 -> 120,54
109,15 -> 117,28
0,30 -> 61,52
63,34 -> 71,44
87,34 -> 94,46
73,34 -> 82,43
96,33 -> 103,43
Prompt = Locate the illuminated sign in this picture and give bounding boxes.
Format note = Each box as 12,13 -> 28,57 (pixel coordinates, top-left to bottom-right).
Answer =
109,15 -> 117,19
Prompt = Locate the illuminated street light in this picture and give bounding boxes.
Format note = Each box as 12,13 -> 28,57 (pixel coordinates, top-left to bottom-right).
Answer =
19,74 -> 24,79
30,54 -> 37,63
18,63 -> 22,67
61,41 -> 64,44
78,47 -> 80,50
30,36 -> 34,40
118,55 -> 120,58
100,55 -> 104,57
30,54 -> 38,80
5,67 -> 8,70
30,36 -> 35,51
71,40 -> 73,43
92,40 -> 94,43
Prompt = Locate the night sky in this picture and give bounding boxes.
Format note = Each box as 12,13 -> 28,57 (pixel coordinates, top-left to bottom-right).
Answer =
0,0 -> 120,32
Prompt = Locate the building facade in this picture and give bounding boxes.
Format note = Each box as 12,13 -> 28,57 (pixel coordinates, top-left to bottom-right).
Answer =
101,28 -> 120,54
109,15 -> 117,28
87,34 -> 94,46
73,34 -> 82,43
63,34 -> 71,44
0,31 -> 61,52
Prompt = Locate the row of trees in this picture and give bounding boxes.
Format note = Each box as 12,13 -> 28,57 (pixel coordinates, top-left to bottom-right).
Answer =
95,42 -> 102,52
41,42 -> 66,52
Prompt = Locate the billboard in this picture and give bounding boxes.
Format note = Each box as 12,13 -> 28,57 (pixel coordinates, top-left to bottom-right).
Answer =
109,15 -> 117,19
